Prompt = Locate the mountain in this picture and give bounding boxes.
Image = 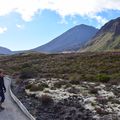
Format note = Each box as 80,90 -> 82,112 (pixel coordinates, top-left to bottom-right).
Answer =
0,46 -> 12,55
32,24 -> 98,53
81,17 -> 120,52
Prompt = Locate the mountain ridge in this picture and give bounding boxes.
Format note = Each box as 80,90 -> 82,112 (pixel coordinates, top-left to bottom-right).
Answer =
81,17 -> 120,52
0,46 -> 12,55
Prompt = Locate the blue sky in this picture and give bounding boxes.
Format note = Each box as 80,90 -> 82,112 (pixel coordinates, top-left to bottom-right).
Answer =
0,0 -> 120,51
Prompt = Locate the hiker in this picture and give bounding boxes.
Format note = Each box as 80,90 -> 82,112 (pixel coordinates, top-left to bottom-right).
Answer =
0,70 -> 6,110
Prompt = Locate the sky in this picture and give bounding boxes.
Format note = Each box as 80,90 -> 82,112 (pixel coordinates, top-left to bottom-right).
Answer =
0,0 -> 120,51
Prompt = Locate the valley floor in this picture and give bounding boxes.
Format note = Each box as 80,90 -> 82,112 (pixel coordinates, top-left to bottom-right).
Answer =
0,52 -> 120,120
12,78 -> 120,120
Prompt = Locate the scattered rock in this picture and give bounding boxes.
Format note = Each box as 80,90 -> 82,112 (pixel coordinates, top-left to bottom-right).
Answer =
12,78 -> 120,120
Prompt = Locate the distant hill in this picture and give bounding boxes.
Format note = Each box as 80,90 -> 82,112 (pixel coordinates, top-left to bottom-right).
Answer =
32,24 -> 98,53
0,46 -> 12,55
81,17 -> 120,52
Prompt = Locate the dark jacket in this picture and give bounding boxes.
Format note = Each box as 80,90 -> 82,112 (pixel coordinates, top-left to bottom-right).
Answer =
0,76 -> 6,92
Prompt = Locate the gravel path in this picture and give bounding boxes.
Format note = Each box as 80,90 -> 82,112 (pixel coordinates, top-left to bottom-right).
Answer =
0,78 -> 29,120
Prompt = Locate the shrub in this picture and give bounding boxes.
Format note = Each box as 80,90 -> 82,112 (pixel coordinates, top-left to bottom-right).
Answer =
54,81 -> 67,88
37,84 -> 45,91
89,88 -> 98,94
44,90 -> 50,93
40,83 -> 49,88
29,83 -> 49,91
64,83 -> 72,89
21,63 -> 31,68
25,84 -> 33,89
96,74 -> 110,83
84,74 -> 96,81
50,86 -> 56,90
67,86 -> 80,94
19,67 -> 37,79
70,79 -> 80,85
30,84 -> 41,91
69,73 -> 81,82
41,94 -> 53,105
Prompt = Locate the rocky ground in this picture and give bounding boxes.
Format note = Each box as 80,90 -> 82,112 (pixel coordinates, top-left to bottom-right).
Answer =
12,78 -> 120,120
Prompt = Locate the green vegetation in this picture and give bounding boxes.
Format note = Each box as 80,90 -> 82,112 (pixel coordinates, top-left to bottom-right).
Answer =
0,52 -> 120,83
96,74 -> 110,83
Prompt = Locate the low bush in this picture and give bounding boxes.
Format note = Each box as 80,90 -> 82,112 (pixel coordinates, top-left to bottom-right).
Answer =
67,86 -> 80,94
41,94 -> 53,105
21,63 -> 31,68
64,83 -> 72,89
40,83 -> 49,88
30,84 -> 41,91
29,83 -> 49,91
96,74 -> 110,83
89,88 -> 98,94
54,81 -> 67,88
69,73 -> 81,82
25,84 -> 33,89
19,67 -> 38,79
70,79 -> 80,85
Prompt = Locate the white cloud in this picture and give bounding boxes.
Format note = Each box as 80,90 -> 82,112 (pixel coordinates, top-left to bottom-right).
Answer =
16,24 -> 24,29
0,27 -> 7,34
0,0 -> 120,25
89,15 -> 108,27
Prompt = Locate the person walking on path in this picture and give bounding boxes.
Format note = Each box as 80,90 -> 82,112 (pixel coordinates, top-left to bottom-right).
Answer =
0,70 -> 6,110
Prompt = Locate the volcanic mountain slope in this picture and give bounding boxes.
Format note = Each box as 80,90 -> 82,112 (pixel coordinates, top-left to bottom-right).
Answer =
33,24 -> 98,53
0,46 -> 12,55
81,17 -> 120,52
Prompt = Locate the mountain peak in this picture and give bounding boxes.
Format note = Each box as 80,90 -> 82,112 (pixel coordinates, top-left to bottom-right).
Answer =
33,24 -> 98,53
74,24 -> 96,29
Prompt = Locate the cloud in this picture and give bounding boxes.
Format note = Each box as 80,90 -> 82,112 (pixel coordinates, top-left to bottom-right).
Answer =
0,0 -> 120,25
89,15 -> 108,27
0,27 -> 7,34
16,24 -> 24,29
